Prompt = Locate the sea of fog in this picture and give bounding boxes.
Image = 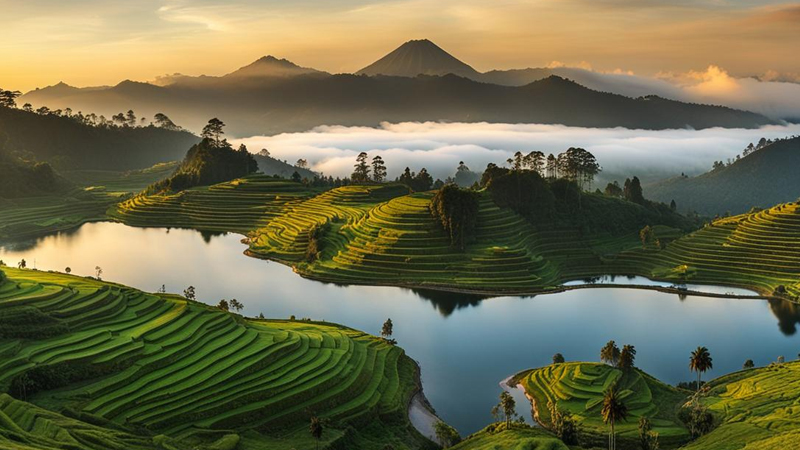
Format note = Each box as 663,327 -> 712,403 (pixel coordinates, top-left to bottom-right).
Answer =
233,122 -> 800,186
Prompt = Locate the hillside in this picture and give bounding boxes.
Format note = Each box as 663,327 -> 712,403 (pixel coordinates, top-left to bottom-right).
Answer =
252,151 -> 316,179
22,71 -> 772,137
647,136 -> 800,216
0,105 -> 198,170
146,139 -> 258,193
0,155 -> 70,199
612,201 -> 800,299
514,362 -> 690,448
0,267 -> 434,450
507,361 -> 800,450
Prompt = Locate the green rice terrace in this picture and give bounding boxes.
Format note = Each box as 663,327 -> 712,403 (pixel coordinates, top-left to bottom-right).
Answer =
107,176 -> 800,298
0,267 -> 433,450
614,201 -> 800,299
511,361 -> 800,450
513,362 -> 690,448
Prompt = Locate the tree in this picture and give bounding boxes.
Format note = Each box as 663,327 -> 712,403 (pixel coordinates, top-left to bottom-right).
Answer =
413,168 -> 434,191
601,341 -> 621,366
548,401 -> 578,444
296,158 -> 309,169
201,118 -> 226,147
493,391 -> 517,428
22,103 -> 33,112
553,353 -> 565,364
309,415 -> 323,450
291,171 -> 302,182
670,199 -> 677,211
639,226 -> 654,249
430,185 -> 480,250
618,345 -> 636,370
546,154 -> 558,178
0,88 -> 22,108
381,318 -> 393,340
352,152 -> 371,182
602,386 -> 628,450
372,155 -> 387,182
125,110 -> 137,127
689,346 -> 713,393
229,299 -> 243,313
605,181 -> 623,197
153,113 -> 180,130
217,299 -> 230,311
743,359 -> 754,369
525,151 -> 546,174
95,266 -> 103,280
638,417 -> 659,450
65,267 -> 71,274
17,259 -> 26,269
183,286 -> 196,301
433,420 -> 461,448
624,176 -> 645,204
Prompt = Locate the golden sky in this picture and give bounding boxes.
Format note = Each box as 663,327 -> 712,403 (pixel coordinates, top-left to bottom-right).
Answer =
2,0 -> 799,92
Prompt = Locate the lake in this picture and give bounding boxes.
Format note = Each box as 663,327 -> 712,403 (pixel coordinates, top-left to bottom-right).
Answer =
2,222 -> 799,435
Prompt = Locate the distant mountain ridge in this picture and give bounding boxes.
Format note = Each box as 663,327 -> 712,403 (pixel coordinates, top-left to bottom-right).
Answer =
647,136 -> 800,216
20,39 -> 774,136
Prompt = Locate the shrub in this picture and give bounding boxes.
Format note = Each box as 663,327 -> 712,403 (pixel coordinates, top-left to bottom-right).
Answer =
430,185 -> 479,250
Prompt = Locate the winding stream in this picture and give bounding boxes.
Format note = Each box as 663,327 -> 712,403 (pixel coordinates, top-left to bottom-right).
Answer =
2,222 -> 799,435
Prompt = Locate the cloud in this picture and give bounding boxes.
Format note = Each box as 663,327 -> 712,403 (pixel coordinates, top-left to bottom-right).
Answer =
233,122 -> 800,185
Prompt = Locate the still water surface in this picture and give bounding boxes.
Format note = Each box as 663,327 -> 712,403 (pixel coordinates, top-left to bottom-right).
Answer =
2,222 -> 799,434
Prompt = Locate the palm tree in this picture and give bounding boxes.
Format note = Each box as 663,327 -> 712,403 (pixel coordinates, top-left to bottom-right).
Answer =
309,415 -> 323,450
689,346 -> 713,393
601,386 -> 628,450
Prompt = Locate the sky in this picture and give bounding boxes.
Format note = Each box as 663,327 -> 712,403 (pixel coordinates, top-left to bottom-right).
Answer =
2,0 -> 800,92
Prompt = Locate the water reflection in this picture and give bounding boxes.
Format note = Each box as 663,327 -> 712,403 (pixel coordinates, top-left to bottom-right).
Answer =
1,222 -> 799,435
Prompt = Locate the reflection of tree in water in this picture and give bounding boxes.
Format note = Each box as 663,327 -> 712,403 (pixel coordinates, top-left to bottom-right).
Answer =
197,230 -> 227,243
768,298 -> 800,336
408,288 -> 489,317
1,226 -> 84,252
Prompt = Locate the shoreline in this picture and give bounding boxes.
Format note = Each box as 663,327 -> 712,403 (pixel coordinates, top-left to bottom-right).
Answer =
5,218 -> 786,305
407,387 -> 441,443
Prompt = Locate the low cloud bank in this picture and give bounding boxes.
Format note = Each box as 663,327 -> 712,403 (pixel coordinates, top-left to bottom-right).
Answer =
234,122 -> 800,186
548,65 -> 800,121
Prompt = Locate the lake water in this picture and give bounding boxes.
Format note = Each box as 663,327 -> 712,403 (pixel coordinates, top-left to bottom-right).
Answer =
2,222 -> 799,435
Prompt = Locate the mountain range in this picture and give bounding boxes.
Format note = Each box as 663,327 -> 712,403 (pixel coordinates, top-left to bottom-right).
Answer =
21,39 -> 773,137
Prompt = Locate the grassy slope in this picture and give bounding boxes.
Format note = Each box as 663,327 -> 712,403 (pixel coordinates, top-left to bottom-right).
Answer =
0,268 -> 432,450
684,361 -> 800,450
61,161 -> 180,194
111,175 -> 321,234
611,201 -> 800,298
514,362 -> 690,448
452,425 -> 569,450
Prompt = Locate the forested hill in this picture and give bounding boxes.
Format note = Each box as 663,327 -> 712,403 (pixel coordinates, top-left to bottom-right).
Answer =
146,138 -> 258,193
0,152 -> 70,198
647,136 -> 800,216
22,74 -> 772,137
0,106 -> 198,170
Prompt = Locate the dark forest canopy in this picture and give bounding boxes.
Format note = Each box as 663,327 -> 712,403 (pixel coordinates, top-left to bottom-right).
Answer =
0,102 -> 198,171
430,184 -> 480,250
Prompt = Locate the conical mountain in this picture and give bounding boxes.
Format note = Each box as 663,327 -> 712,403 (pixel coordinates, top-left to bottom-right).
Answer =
357,39 -> 480,78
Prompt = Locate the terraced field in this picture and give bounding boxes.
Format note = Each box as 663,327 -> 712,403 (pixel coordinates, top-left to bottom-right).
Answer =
686,361 -> 800,450
513,362 -> 690,447
300,192 -> 567,290
0,268 -> 432,450
0,192 -> 115,243
111,175 -> 319,234
249,184 -> 411,261
613,202 -> 800,298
